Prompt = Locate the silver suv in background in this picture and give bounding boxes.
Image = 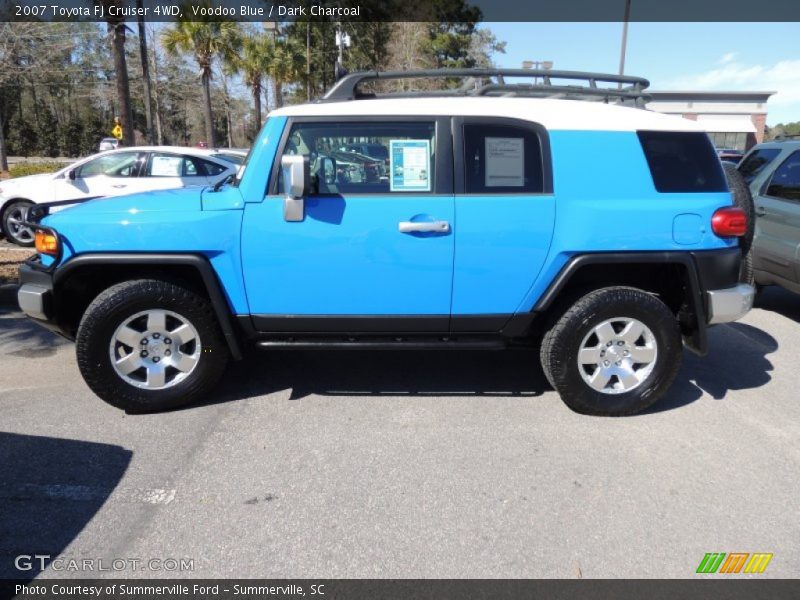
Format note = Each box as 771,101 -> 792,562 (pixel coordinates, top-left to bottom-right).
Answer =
738,137 -> 800,294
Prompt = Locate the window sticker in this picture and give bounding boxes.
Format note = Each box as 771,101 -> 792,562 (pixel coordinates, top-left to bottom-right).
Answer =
390,140 -> 431,192
150,155 -> 182,177
485,137 -> 524,187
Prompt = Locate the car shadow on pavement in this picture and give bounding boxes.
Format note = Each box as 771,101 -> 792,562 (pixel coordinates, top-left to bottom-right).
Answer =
754,285 -> 800,324
0,312 -> 70,358
0,432 -> 131,580
204,347 -> 550,407
645,322 -> 777,413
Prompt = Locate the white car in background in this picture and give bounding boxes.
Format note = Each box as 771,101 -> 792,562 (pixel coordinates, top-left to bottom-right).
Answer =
0,146 -> 245,246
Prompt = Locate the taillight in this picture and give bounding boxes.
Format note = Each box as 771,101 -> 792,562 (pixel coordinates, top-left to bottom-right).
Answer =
711,207 -> 747,237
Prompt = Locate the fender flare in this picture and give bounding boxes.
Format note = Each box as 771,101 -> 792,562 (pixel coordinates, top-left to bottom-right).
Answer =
532,251 -> 714,355
53,253 -> 243,360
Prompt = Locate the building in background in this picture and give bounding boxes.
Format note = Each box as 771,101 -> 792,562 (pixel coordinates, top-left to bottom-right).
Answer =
647,91 -> 776,151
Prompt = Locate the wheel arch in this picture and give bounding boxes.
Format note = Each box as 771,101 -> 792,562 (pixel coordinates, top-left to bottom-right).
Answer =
532,252 -> 709,355
52,253 -> 243,359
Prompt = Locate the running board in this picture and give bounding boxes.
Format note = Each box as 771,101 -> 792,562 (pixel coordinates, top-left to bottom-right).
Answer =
255,336 -> 507,350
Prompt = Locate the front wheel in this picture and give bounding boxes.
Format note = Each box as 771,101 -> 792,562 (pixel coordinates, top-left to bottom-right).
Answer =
2,200 -> 35,246
76,279 -> 229,412
540,287 -> 682,416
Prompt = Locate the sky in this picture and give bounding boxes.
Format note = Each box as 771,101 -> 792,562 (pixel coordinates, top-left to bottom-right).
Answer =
487,22 -> 800,126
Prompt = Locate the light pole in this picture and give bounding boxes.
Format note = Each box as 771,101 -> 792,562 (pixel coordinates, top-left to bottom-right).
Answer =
618,0 -> 632,85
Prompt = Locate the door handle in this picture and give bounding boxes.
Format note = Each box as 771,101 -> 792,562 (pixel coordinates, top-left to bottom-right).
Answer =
398,220 -> 450,233
755,207 -> 767,217
111,184 -> 127,189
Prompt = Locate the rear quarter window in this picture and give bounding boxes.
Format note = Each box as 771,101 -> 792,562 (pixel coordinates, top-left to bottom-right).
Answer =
637,131 -> 727,193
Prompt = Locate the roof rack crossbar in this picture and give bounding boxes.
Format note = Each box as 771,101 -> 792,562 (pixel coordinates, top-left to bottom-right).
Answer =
323,69 -> 650,106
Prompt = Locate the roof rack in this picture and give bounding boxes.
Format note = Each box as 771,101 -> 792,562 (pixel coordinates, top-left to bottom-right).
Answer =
323,69 -> 651,107
773,134 -> 800,141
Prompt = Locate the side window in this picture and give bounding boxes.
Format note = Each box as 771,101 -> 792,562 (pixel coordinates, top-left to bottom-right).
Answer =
198,158 -> 227,177
766,151 -> 800,201
462,123 -> 544,194
277,121 -> 436,195
77,152 -> 140,178
145,153 -> 185,177
738,148 -> 782,184
638,131 -> 727,193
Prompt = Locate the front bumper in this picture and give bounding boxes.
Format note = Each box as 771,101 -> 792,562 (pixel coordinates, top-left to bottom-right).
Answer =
707,283 -> 755,325
16,262 -> 71,339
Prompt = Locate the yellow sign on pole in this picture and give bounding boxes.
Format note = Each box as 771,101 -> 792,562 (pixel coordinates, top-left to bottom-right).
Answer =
111,124 -> 123,140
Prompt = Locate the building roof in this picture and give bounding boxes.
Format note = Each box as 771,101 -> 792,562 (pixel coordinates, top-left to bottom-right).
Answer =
649,91 -> 776,102
271,97 -> 704,133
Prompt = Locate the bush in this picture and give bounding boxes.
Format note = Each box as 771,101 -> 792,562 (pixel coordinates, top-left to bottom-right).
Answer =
9,162 -> 66,178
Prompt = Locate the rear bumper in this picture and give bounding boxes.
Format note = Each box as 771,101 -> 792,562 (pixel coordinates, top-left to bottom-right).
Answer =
707,283 -> 755,325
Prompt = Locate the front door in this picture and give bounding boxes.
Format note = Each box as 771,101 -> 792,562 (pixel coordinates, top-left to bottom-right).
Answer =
241,118 -> 455,332
53,151 -> 144,203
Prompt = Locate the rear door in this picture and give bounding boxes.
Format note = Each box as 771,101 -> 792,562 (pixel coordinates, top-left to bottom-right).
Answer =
753,149 -> 800,284
241,117 -> 455,332
450,117 -> 555,331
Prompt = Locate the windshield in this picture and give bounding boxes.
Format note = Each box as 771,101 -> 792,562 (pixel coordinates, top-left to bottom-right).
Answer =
738,148 -> 782,184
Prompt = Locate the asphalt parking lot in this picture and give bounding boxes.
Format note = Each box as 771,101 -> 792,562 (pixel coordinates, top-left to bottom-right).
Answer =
0,279 -> 798,579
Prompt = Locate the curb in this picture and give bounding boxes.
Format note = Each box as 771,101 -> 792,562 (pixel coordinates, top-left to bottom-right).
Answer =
0,282 -> 19,310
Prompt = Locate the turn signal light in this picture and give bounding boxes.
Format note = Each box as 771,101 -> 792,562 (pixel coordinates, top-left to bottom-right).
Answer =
35,230 -> 59,256
711,207 -> 747,237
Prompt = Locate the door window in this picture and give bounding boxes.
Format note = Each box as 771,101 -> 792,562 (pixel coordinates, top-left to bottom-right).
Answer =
461,123 -> 545,194
77,152 -> 141,178
144,153 -> 209,177
277,121 -> 436,195
766,150 -> 800,201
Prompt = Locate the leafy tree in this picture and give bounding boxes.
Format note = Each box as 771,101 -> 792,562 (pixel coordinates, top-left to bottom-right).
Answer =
162,19 -> 241,147
267,36 -> 306,109
226,31 -> 272,130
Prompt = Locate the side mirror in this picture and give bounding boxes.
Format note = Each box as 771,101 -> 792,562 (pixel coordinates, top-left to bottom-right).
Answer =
281,155 -> 309,222
320,156 -> 336,186
68,169 -> 77,181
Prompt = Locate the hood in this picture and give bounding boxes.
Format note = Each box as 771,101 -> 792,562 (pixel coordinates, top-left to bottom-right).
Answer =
0,173 -> 54,194
46,187 -> 204,221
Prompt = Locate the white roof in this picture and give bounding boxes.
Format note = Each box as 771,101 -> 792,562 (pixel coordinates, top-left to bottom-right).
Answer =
270,97 -> 704,133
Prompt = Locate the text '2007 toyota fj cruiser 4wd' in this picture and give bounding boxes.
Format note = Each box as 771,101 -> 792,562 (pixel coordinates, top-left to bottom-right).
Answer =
18,69 -> 755,416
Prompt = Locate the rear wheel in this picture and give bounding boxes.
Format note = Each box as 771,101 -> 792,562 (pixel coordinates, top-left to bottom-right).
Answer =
540,287 -> 682,416
2,200 -> 35,246
76,279 -> 229,412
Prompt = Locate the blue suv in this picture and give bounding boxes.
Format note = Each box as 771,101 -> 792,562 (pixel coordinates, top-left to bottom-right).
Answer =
17,70 -> 754,416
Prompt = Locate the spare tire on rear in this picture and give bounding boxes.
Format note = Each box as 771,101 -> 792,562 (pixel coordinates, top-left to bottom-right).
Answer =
721,161 -> 755,253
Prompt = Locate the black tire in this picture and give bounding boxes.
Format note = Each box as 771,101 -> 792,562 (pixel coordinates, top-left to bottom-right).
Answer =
721,161 -> 755,252
540,287 -> 682,416
738,247 -> 754,287
1,200 -> 35,246
76,278 -> 229,412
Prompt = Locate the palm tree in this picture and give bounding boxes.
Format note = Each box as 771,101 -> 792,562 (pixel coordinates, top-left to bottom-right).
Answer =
267,37 -> 305,109
162,20 -> 240,147
226,33 -> 272,131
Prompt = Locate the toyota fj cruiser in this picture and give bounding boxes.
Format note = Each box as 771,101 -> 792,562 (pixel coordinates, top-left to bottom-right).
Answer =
17,69 -> 755,416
